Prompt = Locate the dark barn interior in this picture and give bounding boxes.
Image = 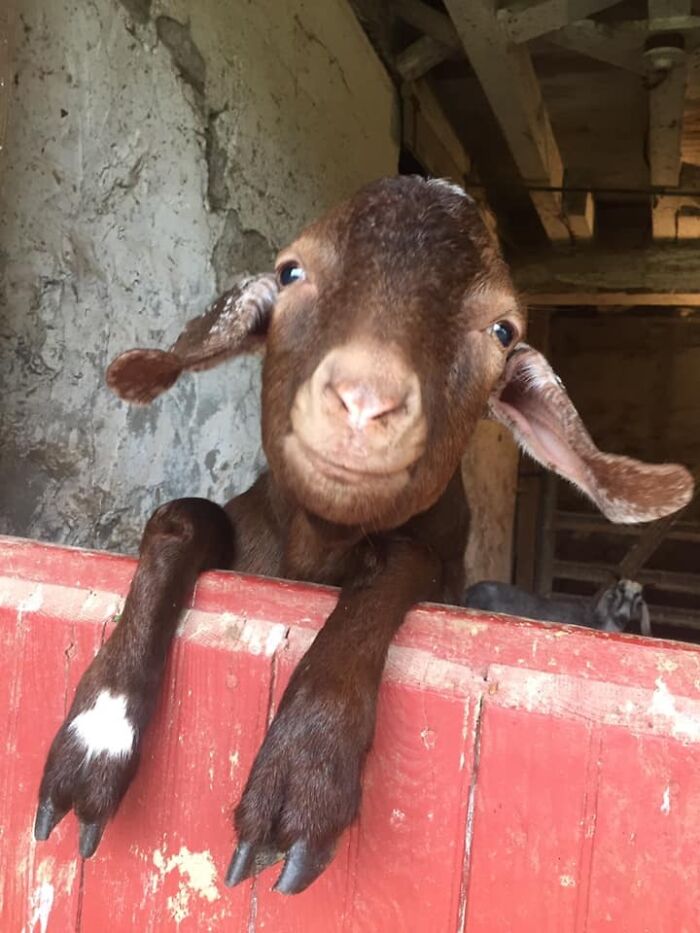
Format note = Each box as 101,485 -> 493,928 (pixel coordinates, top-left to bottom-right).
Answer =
352,0 -> 700,638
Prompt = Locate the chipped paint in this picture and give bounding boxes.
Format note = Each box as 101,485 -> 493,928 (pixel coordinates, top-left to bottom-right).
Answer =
661,785 -> 671,815
648,678 -> 700,742
25,881 -> 54,933
559,874 -> 576,888
18,587 -> 44,615
152,846 -> 221,917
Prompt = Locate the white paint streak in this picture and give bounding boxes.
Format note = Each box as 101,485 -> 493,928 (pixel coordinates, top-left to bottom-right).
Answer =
648,678 -> 700,742
26,882 -> 54,933
19,587 -> 44,614
69,691 -> 135,760
661,785 -> 671,815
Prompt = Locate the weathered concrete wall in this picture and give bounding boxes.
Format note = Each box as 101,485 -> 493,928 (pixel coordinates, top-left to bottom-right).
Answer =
0,0 -> 398,551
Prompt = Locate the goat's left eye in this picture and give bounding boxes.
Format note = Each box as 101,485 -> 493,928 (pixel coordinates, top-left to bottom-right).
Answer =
278,262 -> 305,287
489,320 -> 516,348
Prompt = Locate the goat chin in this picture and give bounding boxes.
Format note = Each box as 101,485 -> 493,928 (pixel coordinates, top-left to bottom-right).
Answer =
281,433 -> 414,528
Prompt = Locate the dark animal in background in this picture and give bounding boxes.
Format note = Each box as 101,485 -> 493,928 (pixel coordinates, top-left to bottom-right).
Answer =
463,579 -> 651,635
34,176 -> 693,894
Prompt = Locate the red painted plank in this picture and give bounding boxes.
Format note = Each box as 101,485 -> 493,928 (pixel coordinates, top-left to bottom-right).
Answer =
78,613 -> 286,932
3,535 -> 699,698
2,536 -> 700,930
0,585 -> 103,932
466,665 -> 700,933
252,629 -> 482,932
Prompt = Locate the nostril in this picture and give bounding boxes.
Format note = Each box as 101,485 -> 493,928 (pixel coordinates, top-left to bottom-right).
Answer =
331,381 -> 405,430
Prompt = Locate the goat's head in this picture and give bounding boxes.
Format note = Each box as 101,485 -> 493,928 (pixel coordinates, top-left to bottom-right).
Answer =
594,580 -> 651,635
107,176 -> 694,531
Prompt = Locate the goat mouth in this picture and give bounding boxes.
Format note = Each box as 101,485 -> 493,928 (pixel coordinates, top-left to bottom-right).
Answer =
287,435 -> 412,486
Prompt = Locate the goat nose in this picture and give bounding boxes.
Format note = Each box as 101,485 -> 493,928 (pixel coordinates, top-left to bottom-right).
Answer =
331,381 -> 404,430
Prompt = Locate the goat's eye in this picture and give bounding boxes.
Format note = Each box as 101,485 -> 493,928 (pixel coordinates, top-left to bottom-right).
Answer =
277,262 -> 305,287
489,320 -> 516,349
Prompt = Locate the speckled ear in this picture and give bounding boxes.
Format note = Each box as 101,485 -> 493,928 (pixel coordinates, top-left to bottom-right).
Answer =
488,344 -> 694,523
106,273 -> 278,404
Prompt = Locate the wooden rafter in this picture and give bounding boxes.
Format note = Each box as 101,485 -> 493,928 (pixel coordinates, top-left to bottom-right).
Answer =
547,20 -> 646,74
498,0 -> 624,44
513,244 -> 700,306
647,1 -> 692,237
395,0 -> 461,81
442,0 -> 576,242
401,78 -> 471,182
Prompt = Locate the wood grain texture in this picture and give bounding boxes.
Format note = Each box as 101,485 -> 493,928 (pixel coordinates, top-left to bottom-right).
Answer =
2,535 -> 700,930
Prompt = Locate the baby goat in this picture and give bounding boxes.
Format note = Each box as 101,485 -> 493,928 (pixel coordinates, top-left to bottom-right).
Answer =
34,176 -> 692,894
463,579 -> 651,635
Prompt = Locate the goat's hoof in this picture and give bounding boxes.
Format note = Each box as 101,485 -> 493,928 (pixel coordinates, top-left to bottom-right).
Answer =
34,799 -> 68,841
224,841 -> 283,887
272,839 -> 335,895
78,820 -> 105,859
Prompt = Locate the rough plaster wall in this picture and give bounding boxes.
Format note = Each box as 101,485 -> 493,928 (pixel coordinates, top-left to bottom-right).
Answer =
0,0 -> 397,552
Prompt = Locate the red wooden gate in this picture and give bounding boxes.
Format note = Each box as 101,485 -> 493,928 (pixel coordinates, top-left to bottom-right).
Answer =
1,535 -> 699,931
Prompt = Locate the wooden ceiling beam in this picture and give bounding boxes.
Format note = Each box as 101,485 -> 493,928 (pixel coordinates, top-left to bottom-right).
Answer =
512,244 -> 700,305
394,0 -> 462,81
546,21 -> 646,74
442,0 -> 580,242
401,79 -> 471,181
498,0 -> 625,44
647,18 -> 689,188
397,36 -> 455,81
395,0 -> 461,49
647,2 -> 692,238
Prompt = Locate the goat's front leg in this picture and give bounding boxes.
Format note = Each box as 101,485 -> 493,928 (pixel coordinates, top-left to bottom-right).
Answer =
34,498 -> 233,857
226,541 -> 440,895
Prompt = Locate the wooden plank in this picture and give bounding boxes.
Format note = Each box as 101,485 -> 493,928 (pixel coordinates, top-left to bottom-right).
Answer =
648,50 -> 688,191
402,78 -> 471,179
648,1 -> 689,195
397,36 -> 454,82
514,473 -> 543,590
253,628 -> 482,931
535,467 -> 558,597
585,727 -> 700,930
466,664 -> 700,930
0,594 -> 89,932
395,0 -> 461,49
512,244 -> 700,305
616,512 -> 684,578
551,593 -> 700,632
547,20 -> 646,74
563,186 -> 595,240
499,0 -> 624,44
442,0 -> 572,242
554,559 -> 700,594
79,613 -> 283,932
555,510 -> 700,542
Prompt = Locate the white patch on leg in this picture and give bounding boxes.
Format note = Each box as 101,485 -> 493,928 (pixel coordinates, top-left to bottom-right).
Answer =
69,691 -> 135,760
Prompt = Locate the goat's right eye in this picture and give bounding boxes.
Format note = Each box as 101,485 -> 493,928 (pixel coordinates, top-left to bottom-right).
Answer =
277,262 -> 305,287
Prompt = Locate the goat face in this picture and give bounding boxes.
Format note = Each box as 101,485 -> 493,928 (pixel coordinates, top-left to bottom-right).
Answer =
106,176 -> 693,530
261,176 -> 523,529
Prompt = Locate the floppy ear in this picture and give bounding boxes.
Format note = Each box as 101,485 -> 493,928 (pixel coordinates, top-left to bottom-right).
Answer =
488,345 -> 694,523
106,273 -> 278,404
